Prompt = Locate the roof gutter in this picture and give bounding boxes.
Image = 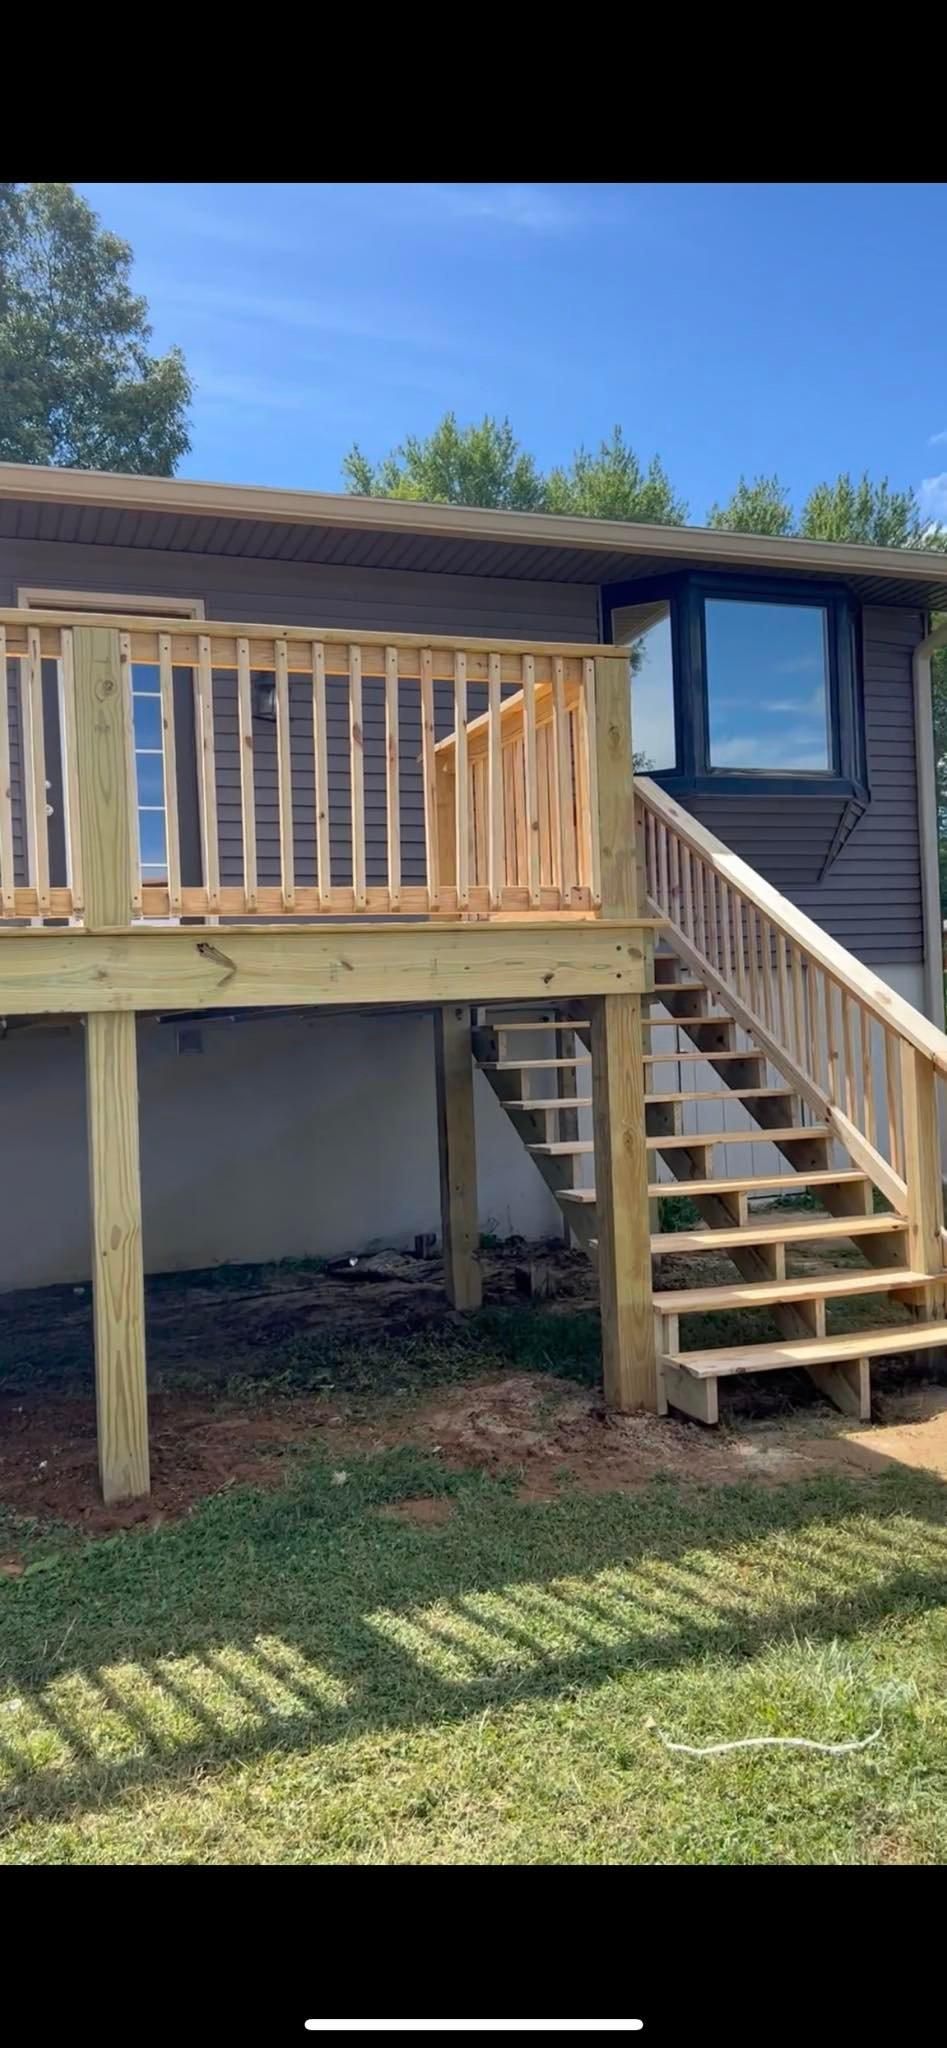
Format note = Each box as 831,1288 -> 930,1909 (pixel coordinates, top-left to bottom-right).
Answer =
913,616 -> 947,1027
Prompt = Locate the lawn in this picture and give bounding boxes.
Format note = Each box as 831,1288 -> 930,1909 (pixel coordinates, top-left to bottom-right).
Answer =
3,1424 -> 947,1863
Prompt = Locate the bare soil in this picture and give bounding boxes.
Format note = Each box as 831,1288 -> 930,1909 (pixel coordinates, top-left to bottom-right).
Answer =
2,1237 -> 947,1536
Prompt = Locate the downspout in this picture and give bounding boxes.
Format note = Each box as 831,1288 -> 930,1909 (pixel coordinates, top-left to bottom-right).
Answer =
913,616 -> 947,1029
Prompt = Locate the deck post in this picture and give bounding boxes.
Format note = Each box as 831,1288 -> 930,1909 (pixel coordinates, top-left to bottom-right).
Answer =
85,1013 -> 150,1502
590,653 -> 656,1411
73,625 -> 150,1500
434,1003 -> 482,1310
899,1042 -> 946,1316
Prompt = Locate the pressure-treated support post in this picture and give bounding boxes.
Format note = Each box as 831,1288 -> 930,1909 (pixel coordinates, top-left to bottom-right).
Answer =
73,625 -> 150,1502
85,1012 -> 150,1502
434,1003 -> 482,1310
899,1042 -> 946,1316
590,654 -> 656,1411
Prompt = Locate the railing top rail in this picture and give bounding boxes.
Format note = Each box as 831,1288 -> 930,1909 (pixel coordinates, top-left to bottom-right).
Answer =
0,607 -> 616,663
636,773 -> 947,1078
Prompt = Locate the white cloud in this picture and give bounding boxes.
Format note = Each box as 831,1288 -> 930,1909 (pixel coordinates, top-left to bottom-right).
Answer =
192,369 -> 326,414
919,472 -> 947,525
152,277 -> 447,353
413,183 -> 612,235
929,429 -> 947,447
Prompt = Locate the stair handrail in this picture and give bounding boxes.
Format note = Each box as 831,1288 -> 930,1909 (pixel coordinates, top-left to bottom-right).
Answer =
635,776 -> 946,1263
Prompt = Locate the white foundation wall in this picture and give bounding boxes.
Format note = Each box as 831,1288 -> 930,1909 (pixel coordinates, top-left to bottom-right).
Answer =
0,1011 -> 562,1292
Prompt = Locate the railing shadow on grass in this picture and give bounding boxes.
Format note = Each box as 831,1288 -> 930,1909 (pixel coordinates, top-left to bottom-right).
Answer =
2,1455 -> 947,1833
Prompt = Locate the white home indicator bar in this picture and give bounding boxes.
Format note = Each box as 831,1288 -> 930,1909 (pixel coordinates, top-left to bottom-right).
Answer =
304,2026 -> 644,2035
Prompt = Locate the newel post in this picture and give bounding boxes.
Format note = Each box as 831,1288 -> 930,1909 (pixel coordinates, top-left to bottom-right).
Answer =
588,654 -> 657,1412
899,1042 -> 946,1313
73,626 -> 150,1503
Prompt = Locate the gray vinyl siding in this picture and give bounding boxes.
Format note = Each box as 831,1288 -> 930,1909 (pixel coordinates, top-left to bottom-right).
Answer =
0,536 -> 599,896
680,608 -> 925,965
0,536 -> 927,966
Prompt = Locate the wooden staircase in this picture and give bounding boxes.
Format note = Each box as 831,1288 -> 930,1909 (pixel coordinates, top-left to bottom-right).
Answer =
473,789 -> 947,1425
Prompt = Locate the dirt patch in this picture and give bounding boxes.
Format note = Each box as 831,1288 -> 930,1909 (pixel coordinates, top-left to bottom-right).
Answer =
0,1555 -> 24,1578
377,1496 -> 453,1526
4,1240 -> 947,1534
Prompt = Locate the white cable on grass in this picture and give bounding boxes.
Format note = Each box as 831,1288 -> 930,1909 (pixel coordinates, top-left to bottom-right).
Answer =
646,1716 -> 882,1758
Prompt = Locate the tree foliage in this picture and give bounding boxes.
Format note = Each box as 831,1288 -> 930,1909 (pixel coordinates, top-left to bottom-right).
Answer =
0,183 -> 192,474
707,473 -> 794,536
344,416 -> 684,523
799,471 -> 927,548
545,427 -> 686,524
343,412 -> 546,510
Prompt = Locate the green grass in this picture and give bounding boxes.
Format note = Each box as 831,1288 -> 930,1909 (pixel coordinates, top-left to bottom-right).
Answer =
3,1444 -> 947,1864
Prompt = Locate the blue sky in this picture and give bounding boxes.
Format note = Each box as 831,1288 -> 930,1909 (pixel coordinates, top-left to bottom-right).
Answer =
77,182 -> 947,527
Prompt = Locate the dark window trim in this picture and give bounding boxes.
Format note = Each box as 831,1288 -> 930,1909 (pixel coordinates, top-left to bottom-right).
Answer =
603,571 -> 869,803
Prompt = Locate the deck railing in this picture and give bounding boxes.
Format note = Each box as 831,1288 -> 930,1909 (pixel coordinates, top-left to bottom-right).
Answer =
0,611 -> 613,925
637,776 -> 947,1276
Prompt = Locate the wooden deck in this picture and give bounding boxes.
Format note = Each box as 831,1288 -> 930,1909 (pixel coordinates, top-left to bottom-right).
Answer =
0,610 -> 657,1503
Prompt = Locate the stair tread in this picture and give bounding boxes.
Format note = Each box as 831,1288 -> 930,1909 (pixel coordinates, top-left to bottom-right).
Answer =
648,1125 -> 832,1150
651,1214 -> 906,1254
645,1088 -> 794,1104
529,1142 -> 593,1156
668,1322 -> 947,1379
480,1019 -> 590,1032
479,1057 -> 590,1071
642,1050 -> 764,1064
648,1169 -> 868,1198
506,1097 -> 591,1111
654,1268 -> 931,1315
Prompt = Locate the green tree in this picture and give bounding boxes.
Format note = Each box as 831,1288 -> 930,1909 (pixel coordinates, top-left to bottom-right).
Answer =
545,426 -> 686,524
706,473 -> 794,536
0,183 -> 192,474
343,412 -> 546,510
799,471 -> 926,548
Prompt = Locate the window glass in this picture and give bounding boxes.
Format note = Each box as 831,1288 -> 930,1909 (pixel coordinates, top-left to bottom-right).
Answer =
612,604 -> 675,771
705,598 -> 831,771
131,662 -> 168,879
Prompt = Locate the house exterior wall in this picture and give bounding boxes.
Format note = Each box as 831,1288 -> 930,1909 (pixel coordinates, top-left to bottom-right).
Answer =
682,608 -> 925,967
0,535 -> 602,892
0,1012 -> 562,1293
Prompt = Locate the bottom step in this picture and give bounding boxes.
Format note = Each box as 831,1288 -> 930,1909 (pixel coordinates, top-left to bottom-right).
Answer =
668,1320 -> 947,1380
659,1320 -> 947,1428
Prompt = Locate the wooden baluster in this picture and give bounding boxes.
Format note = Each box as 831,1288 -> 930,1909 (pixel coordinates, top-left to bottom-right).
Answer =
658,818 -> 670,918
275,637 -> 296,911
884,1029 -> 903,1176
487,651 -> 503,907
195,631 -> 220,915
826,977 -> 840,1102
312,641 -> 331,910
118,633 -> 142,918
646,808 -> 657,906
842,991 -> 856,1121
582,658 -> 602,906
552,655 -> 574,907
669,826 -> 681,926
522,653 -> 541,908
681,843 -> 695,945
385,646 -> 401,912
720,878 -> 733,986
56,627 -> 84,918
777,932 -> 790,1052
792,946 -> 806,1071
748,907 -> 762,1019
235,635 -> 257,914
694,857 -> 707,957
735,895 -> 748,1005
419,645 -> 438,912
860,1005 -> 876,1146
348,642 -> 367,912
452,650 -> 468,911
0,627 -> 14,915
